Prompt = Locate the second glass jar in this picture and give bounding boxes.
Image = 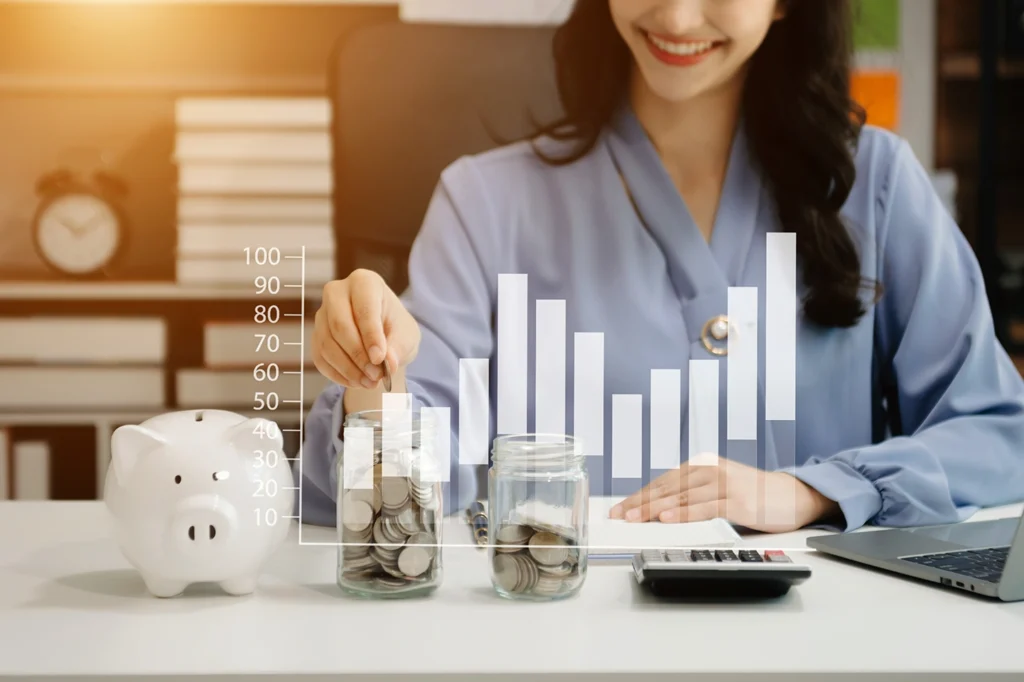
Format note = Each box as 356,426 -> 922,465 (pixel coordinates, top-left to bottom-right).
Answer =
487,434 -> 589,601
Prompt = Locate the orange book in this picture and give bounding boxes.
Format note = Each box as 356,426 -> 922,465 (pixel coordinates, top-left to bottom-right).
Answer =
851,70 -> 900,131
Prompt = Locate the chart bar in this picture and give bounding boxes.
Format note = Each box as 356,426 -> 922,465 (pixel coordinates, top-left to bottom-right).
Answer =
727,287 -> 758,441
765,421 -> 798,527
650,369 -> 681,471
382,392 -> 412,477
342,425 -> 374,490
573,333 -> 604,457
497,274 -> 528,435
535,299 -> 566,436
459,358 -> 490,466
766,233 -> 796,421
420,407 -> 451,483
611,394 -> 642,480
688,359 -> 720,466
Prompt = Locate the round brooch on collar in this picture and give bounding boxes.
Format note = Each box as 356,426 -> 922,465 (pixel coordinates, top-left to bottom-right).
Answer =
701,315 -> 730,356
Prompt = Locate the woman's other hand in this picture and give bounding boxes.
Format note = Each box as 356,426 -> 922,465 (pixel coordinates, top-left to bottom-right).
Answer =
608,457 -> 841,533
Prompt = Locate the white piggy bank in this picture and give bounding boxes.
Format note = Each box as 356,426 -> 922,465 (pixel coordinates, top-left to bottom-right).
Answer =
104,409 -> 295,598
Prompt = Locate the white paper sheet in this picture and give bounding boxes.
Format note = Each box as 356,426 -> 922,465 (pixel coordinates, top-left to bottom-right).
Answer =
399,0 -> 573,25
586,497 -> 740,552
504,497 -> 740,552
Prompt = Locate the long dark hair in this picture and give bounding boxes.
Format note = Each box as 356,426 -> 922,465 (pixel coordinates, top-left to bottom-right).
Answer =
529,0 -> 876,328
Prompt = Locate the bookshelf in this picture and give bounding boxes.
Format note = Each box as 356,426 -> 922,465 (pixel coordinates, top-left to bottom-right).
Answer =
0,282 -> 322,301
935,0 -> 1024,352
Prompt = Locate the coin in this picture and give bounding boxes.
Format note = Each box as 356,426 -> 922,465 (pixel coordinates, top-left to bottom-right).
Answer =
342,499 -> 374,533
490,521 -> 583,598
528,531 -> 570,566
382,358 -> 392,392
397,545 -> 432,577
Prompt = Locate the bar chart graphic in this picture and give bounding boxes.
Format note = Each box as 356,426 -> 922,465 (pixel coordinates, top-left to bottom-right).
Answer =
338,232 -> 800,527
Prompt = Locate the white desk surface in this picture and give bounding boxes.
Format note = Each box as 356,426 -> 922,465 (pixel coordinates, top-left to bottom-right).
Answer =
2,500 -> 1024,681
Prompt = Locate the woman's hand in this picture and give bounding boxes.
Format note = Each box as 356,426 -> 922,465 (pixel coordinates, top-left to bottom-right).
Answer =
608,458 -> 841,533
312,269 -> 421,391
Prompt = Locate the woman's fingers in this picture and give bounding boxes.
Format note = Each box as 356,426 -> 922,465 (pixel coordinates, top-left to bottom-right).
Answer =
655,483 -> 723,523
313,312 -> 370,388
348,270 -> 388,370
657,499 -> 723,524
610,465 -> 719,519
609,471 -> 680,518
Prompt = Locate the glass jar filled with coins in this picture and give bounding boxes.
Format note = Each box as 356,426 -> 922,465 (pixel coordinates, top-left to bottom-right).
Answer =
337,408 -> 444,598
487,434 -> 588,601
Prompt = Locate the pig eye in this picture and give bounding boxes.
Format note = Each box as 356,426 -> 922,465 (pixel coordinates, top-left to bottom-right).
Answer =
174,475 -> 182,484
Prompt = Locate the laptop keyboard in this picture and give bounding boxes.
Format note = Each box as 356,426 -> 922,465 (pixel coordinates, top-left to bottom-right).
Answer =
902,546 -> 1009,583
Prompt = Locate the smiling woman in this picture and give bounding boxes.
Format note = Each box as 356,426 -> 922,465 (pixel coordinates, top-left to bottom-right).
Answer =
300,0 -> 1024,535
531,0 -> 873,327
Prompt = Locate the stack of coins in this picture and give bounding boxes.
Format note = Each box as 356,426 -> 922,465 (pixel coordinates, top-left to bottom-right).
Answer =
490,521 -> 583,597
339,454 -> 442,592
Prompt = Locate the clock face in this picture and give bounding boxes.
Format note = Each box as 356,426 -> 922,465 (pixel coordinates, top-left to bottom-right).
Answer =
35,193 -> 121,275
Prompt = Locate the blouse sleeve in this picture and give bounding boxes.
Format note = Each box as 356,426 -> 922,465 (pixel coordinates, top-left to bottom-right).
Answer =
792,138 -> 1024,531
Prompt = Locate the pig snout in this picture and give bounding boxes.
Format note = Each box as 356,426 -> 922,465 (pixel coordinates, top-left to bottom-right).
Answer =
171,495 -> 238,551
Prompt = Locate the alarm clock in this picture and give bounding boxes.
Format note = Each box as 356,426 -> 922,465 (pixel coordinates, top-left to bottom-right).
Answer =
31,168 -> 129,278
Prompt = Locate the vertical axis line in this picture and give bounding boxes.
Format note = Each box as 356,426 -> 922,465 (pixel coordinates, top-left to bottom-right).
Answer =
298,245 -> 306,540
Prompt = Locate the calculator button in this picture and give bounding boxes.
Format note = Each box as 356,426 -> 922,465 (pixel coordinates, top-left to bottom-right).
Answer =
666,550 -> 692,562
715,550 -> 739,562
765,550 -> 792,563
641,549 -> 665,562
738,550 -> 764,562
690,550 -> 715,562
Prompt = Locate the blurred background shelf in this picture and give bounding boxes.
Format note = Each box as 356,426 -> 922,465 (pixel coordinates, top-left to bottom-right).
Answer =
0,282 -> 322,301
940,53 -> 1024,79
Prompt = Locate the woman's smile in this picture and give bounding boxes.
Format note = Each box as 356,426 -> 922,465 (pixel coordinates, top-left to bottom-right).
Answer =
642,31 -> 724,66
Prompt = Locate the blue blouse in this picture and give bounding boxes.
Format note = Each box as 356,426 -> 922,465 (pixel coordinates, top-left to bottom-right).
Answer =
296,105 -> 1024,532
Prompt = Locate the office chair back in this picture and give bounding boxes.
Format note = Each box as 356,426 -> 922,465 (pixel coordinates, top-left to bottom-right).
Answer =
328,19 -> 563,293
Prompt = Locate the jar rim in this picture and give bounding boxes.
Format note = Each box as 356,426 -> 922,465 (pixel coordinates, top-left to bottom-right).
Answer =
491,433 -> 584,462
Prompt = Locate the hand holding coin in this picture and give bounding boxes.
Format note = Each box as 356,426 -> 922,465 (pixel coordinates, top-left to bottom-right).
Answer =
312,269 -> 421,392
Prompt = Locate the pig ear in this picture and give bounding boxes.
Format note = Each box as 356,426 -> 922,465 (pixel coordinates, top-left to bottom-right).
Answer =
110,425 -> 167,485
226,417 -> 284,458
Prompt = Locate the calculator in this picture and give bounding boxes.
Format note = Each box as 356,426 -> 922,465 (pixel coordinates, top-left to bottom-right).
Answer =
632,548 -> 812,599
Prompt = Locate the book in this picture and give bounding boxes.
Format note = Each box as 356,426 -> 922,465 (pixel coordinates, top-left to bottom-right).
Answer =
0,318 -> 166,364
203,320 -> 316,368
0,367 -> 165,410
177,162 -> 333,195
12,441 -> 49,501
399,0 -> 572,25
175,368 -> 331,408
177,196 -> 333,223
174,131 -> 332,163
176,224 -> 335,257
175,255 -> 334,286
175,97 -> 331,129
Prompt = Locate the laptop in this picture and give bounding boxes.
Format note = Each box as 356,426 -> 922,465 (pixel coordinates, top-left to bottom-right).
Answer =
807,509 -> 1024,601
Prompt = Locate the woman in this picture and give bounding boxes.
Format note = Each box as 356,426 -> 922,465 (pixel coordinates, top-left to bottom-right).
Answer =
298,0 -> 1024,533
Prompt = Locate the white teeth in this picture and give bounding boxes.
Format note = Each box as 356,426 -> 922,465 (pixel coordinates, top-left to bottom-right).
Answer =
647,34 -> 715,56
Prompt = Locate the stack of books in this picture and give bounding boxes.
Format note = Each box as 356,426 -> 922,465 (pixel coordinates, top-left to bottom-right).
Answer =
0,317 -> 167,500
173,96 -> 337,291
176,317 -> 329,411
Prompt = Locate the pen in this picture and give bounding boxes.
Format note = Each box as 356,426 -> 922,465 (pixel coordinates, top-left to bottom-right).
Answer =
467,501 -> 488,547
588,553 -> 635,564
